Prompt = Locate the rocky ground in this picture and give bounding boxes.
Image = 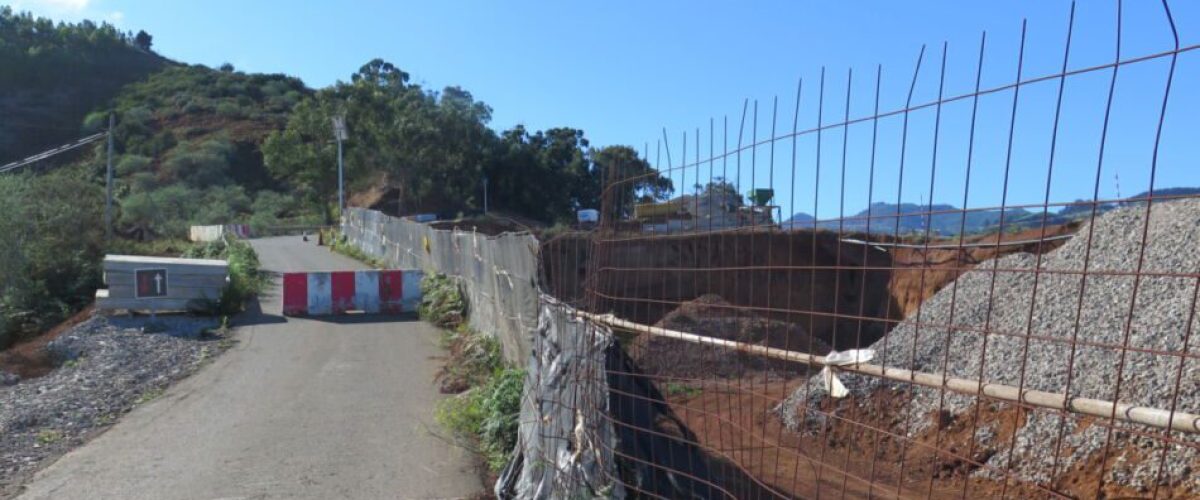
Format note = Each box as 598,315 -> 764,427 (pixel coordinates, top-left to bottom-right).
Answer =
629,294 -> 830,380
0,313 -> 231,496
781,198 -> 1200,494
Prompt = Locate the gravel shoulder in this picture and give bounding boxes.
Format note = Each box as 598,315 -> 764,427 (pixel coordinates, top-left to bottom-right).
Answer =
0,314 -> 228,498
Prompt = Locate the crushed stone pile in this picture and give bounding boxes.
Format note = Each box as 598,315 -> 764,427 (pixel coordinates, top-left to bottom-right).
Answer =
629,294 -> 830,379
0,314 -> 225,493
781,199 -> 1200,492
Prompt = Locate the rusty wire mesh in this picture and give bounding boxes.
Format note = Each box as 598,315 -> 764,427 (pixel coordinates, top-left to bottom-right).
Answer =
541,1 -> 1200,497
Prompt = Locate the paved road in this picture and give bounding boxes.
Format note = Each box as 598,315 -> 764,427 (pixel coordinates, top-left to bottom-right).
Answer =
17,237 -> 480,500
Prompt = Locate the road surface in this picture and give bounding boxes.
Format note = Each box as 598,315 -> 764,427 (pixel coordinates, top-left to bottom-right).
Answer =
16,236 -> 480,499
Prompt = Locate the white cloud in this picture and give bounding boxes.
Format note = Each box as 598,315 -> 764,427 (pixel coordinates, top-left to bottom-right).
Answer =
13,0 -> 94,12
108,10 -> 124,23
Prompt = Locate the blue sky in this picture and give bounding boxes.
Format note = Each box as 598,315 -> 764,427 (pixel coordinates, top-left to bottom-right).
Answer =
11,0 -> 1200,220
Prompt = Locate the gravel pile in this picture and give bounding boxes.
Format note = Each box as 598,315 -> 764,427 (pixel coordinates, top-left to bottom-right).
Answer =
781,199 -> 1200,492
0,313 -> 226,493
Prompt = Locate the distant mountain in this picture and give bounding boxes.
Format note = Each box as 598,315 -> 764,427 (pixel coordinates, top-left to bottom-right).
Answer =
784,188 -> 1200,236
784,202 -> 1030,236
1125,187 -> 1200,203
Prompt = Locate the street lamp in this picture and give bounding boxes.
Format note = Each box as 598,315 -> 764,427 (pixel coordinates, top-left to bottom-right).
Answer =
331,115 -> 348,217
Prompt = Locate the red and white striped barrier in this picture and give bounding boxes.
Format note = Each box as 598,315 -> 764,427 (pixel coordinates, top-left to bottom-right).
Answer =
282,270 -> 422,316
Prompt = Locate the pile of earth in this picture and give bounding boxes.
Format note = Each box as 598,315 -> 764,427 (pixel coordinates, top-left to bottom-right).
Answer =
780,198 -> 1200,495
628,294 -> 831,379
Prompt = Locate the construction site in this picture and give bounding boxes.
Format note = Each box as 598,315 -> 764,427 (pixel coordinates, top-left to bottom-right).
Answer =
4,1 -> 1199,498
515,3 -> 1200,497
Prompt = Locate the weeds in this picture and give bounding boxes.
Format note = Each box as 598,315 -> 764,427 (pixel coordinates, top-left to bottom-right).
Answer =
327,230 -> 387,268
437,366 -> 524,472
182,237 -> 264,316
438,323 -> 503,394
422,273 -> 523,474
665,382 -> 703,398
35,429 -> 63,445
135,387 -> 164,405
419,274 -> 465,328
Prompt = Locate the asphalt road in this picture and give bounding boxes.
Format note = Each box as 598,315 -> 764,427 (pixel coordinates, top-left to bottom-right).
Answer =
16,236 -> 480,500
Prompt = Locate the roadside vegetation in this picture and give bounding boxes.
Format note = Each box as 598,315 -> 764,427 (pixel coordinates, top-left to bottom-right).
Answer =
421,274 -> 523,474
326,230 -> 385,268
181,238 -> 265,316
0,172 -> 105,349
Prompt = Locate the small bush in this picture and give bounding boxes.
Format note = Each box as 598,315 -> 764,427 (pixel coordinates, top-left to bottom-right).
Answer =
438,323 -> 503,393
437,366 -> 524,472
328,231 -> 386,268
418,274 -> 465,328
215,101 -> 244,118
181,238 -> 263,315
424,271 -> 523,474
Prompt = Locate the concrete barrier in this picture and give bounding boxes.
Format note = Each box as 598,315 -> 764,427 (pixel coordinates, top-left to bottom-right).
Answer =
95,255 -> 229,312
282,269 -> 422,316
188,224 -> 252,242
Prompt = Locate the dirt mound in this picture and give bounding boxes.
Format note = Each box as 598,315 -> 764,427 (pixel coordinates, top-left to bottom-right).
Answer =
783,199 -> 1200,494
628,294 -> 831,379
0,306 -> 94,380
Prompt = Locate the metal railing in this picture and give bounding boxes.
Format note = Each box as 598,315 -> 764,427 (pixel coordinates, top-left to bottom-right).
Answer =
544,1 -> 1200,497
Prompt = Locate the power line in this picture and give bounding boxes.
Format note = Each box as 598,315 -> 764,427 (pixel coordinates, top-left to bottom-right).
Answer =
0,132 -> 106,174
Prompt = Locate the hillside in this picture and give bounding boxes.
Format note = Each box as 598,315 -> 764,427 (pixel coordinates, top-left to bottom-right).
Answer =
0,9 -> 314,349
0,7 -> 167,163
0,8 -> 673,350
102,64 -> 312,238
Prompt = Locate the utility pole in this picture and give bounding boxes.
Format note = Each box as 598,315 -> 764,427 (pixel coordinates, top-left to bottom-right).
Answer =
105,113 -> 114,241
331,115 -> 348,219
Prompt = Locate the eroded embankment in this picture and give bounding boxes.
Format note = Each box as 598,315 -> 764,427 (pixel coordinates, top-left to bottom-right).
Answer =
542,226 -> 1076,351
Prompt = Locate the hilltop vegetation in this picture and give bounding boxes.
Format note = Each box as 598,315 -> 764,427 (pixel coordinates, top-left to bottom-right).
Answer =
266,59 -> 673,223
0,6 -> 166,162
99,64 -> 313,238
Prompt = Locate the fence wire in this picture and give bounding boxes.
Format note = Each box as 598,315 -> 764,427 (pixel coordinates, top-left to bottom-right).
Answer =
546,1 -> 1200,497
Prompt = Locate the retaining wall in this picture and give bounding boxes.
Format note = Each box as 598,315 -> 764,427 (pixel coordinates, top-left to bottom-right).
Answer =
342,208 -> 539,364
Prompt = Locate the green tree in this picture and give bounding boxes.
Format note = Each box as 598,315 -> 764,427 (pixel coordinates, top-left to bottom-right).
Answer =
134,30 -> 152,51
591,145 -> 674,221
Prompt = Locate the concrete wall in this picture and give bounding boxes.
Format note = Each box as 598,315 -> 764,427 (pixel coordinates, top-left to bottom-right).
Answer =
342,208 -> 539,365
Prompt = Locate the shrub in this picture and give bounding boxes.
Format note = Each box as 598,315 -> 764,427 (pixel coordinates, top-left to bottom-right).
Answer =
437,365 -> 524,472
116,154 -> 152,176
181,238 -> 263,316
424,269 -> 523,473
215,101 -> 244,118
418,274 -> 465,328
0,173 -> 104,348
327,231 -> 386,268
162,138 -> 233,187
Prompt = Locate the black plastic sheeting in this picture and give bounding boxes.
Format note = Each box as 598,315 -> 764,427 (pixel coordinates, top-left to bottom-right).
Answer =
496,298 -> 622,499
494,297 -> 724,499
605,342 -> 723,499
